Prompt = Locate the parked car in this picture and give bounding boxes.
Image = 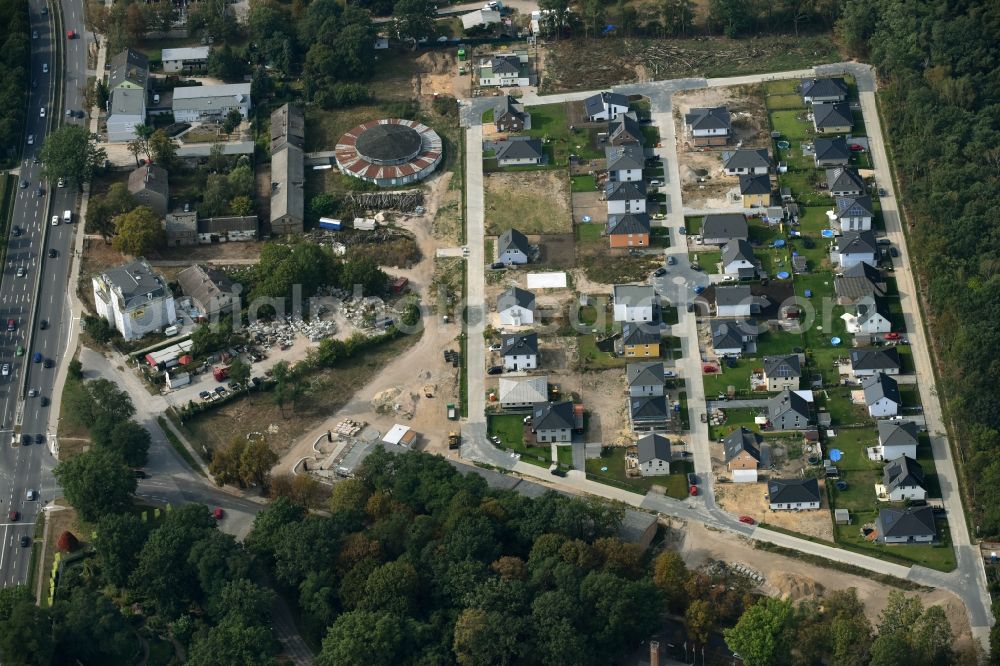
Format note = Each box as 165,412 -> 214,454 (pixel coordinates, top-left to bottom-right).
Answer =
488,343 -> 502,351
199,390 -> 212,401
739,515 -> 755,525
884,332 -> 902,341
667,256 -> 677,265
890,247 -> 899,258
849,144 -> 864,151
133,469 -> 147,479
487,366 -> 503,375
653,267 -> 667,277
213,507 -> 224,520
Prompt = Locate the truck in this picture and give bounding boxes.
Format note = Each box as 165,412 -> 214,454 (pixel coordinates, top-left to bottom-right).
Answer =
448,431 -> 461,449
447,403 -> 457,420
212,365 -> 231,382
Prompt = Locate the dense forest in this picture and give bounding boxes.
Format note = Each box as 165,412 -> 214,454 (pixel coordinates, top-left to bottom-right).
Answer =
0,0 -> 30,167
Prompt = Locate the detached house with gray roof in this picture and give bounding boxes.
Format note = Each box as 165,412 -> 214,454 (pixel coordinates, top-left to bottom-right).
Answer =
878,456 -> 926,502
724,427 -> 762,483
876,505 -> 936,544
768,390 -> 812,431
801,77 -> 848,104
606,144 -> 645,182
584,91 -> 629,121
842,295 -> 892,335
494,95 -> 529,133
636,433 -> 671,476
831,195 -> 874,232
826,167 -> 866,197
836,262 -> 887,304
714,285 -> 755,318
607,111 -> 643,146
722,148 -> 770,176
530,401 -> 574,442
630,395 -> 669,431
872,419 -> 919,461
768,478 -> 821,510
107,49 -> 149,142
501,331 -> 538,371
812,101 -> 853,134
499,376 -> 548,409
831,229 -> 878,269
863,372 -> 901,417
813,136 -> 850,167
740,173 -> 772,208
613,285 -> 658,323
684,106 -> 731,146
721,239 -> 756,278
763,355 -> 802,392
702,213 -> 748,245
850,347 -> 901,378
127,164 -> 169,217
605,180 -> 647,214
497,228 -> 531,265
498,287 -> 535,326
627,362 -> 665,397
607,213 -> 651,249
711,319 -> 757,357
495,137 -> 544,166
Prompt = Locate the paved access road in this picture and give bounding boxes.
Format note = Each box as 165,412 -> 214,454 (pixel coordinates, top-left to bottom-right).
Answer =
0,0 -> 88,587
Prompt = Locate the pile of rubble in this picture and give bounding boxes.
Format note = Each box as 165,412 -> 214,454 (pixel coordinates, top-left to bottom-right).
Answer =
372,387 -> 416,419
245,316 -> 338,348
334,420 -> 365,437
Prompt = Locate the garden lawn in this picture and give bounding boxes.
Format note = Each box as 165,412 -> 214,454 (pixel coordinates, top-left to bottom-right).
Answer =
487,414 -> 551,467
769,110 -> 812,143
526,103 -> 601,164
571,174 -> 597,192
703,357 -> 754,397
578,334 -> 627,369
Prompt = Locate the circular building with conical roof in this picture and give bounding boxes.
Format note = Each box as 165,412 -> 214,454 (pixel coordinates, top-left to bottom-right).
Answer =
335,118 -> 442,187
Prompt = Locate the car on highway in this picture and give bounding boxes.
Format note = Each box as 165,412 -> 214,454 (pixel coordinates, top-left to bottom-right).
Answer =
41,63 -> 47,74
40,397 -> 49,407
19,180 -> 27,189
51,215 -> 59,225
31,30 -> 37,39
20,536 -> 30,548
15,345 -> 24,356
39,320 -> 48,330
738,515 -> 755,525
35,434 -> 44,445
16,267 -> 25,278
1,364 -> 8,376
43,358 -> 53,368
12,226 -> 20,236
27,388 -> 38,397
31,79 -> 37,88
32,352 -> 42,363
57,178 -> 65,188
21,434 -> 31,446
6,319 -> 14,332
66,29 -> 76,39
39,106 -> 45,117
8,511 -> 18,522
27,134 -> 33,145
653,267 -> 667,277
25,489 -> 35,501
133,469 -> 147,479
48,249 -> 57,258
36,187 -> 43,197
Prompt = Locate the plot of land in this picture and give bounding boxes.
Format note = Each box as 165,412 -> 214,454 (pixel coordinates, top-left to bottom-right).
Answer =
484,170 -> 571,235
715,478 -> 834,543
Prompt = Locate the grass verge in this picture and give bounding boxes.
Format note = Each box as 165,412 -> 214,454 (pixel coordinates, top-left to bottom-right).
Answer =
158,416 -> 206,477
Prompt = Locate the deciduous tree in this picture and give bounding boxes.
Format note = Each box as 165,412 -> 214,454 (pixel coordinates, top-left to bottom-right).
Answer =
112,205 -> 164,256
54,448 -> 137,522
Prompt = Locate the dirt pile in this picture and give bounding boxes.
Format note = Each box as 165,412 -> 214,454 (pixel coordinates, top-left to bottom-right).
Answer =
768,573 -> 825,601
372,387 -> 417,419
415,51 -> 453,74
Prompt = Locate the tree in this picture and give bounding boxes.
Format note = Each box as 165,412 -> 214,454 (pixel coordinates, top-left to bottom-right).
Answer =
112,205 -> 164,256
102,420 -> 151,468
52,586 -> 135,664
149,129 -> 178,171
56,531 -> 80,553
222,108 -> 244,134
147,0 -> 176,32
309,193 -> 339,221
124,1 -> 147,42
724,598 -> 795,666
229,357 -> 250,388
207,142 -> 229,172
228,162 -> 254,198
685,598 -> 716,645
68,359 -> 83,380
126,123 -> 155,165
230,195 -> 254,217
240,437 -> 279,488
207,43 -> 247,81
537,0 -> 570,37
317,610 -> 416,666
85,182 -> 136,240
652,551 -> 689,611
53,448 -> 137,522
392,0 -> 435,42
662,0 -> 695,36
39,125 -> 107,187
202,174 -> 233,217
186,616 -> 278,666
95,513 -> 150,587
341,256 -> 388,297
0,600 -> 53,666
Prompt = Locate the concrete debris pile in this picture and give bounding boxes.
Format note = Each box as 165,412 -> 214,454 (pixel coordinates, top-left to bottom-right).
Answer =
372,387 -> 416,419
246,316 -> 337,348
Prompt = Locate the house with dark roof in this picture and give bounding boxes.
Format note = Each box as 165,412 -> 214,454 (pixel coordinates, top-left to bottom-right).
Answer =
606,144 -> 645,182
613,285 -> 658,323
878,456 -> 926,502
501,331 -> 538,372
801,77 -> 848,104
835,262 -> 887,305
873,419 -> 919,461
876,505 -> 936,544
497,228 -> 531,265
813,136 -> 850,167
584,91 -> 629,121
607,213 -> 650,249
176,264 -> 236,318
721,239 -> 756,278
831,195 -> 874,232
271,143 -> 305,235
270,103 -> 305,153
714,285 -> 754,318
498,287 -> 535,326
711,318 -> 757,357
107,49 -> 150,142
739,173 -> 771,208
812,102 -> 853,134
763,355 -> 802,392
842,295 -> 892,335
607,111 -> 643,146
605,180 -> 647,215
630,395 -> 669,431
478,53 -> 531,87
722,149 -> 770,176
627,362 -> 665,397
494,95 -> 528,132
724,427 -> 762,482
849,347 -> 901,378
530,401 -> 574,442
620,323 -> 661,357
826,167 -> 866,197
636,433 -> 671,476
768,390 -> 812,431
495,137 -> 544,166
863,372 -> 900,417
684,107 -> 731,146
127,164 -> 169,217
768,478 -> 821,510
702,213 -> 748,245
831,229 -> 878,269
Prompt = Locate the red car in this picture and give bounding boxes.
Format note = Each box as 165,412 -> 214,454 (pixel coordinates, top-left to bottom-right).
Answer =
66,29 -> 76,39
689,485 -> 698,497
738,515 -> 755,525
703,364 -> 718,373
849,144 -> 864,151
213,507 -> 224,520
8,511 -> 18,522
884,332 -> 902,341
6,319 -> 14,332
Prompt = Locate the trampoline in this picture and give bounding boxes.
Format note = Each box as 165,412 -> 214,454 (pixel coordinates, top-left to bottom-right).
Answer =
776,141 -> 790,149
831,337 -> 842,346
835,481 -> 848,491
830,448 -> 843,462
776,271 -> 790,279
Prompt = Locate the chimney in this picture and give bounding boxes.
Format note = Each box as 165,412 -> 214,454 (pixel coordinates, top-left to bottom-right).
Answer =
649,641 -> 660,666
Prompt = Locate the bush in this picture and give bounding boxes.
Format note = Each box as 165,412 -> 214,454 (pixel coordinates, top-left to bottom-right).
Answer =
316,82 -> 372,109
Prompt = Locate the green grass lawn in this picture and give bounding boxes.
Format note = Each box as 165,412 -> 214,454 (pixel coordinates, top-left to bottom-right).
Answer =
753,329 -> 805,358
571,174 -> 597,192
487,414 -> 551,467
709,409 -> 762,440
651,227 -> 670,248
703,357 -> 755,396
764,79 -> 800,96
832,520 -> 956,572
693,250 -> 721,274
850,111 -> 867,136
526,103 -> 600,164
482,108 -> 494,123
685,217 -> 702,235
576,222 -> 604,243
770,110 -> 813,143
585,447 -> 693,497
641,125 -> 660,146
765,93 -> 806,111
578,334 -> 627,369
821,388 -> 869,426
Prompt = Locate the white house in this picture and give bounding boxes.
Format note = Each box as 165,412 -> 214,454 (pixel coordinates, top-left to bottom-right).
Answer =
499,376 -> 548,409
605,180 -> 647,214
627,362 -> 665,397
495,137 -> 543,166
161,46 -> 211,73
172,83 -> 252,123
830,195 -> 874,232
831,230 -> 878,269
497,228 -> 531,265
826,167 -> 866,197
724,427 -> 761,483
876,506 -> 935,544
878,456 -> 927,502
684,106 -> 731,146
605,144 -> 644,182
768,478 -> 821,510
636,433 -> 671,476
721,239 -> 756,277
478,53 -> 531,87
497,287 -> 535,326
850,347 -> 901,377
711,319 -> 757,357
763,355 -> 802,392
722,148 -> 769,176
500,331 -> 538,372
107,88 -> 146,142
530,401 -> 574,443
714,285 -> 754,318
841,295 -> 892,335
584,91 -> 629,121
92,259 -> 177,341
863,372 -> 901,418
801,77 -> 848,104
701,213 -> 748,245
872,419 -> 919,461
613,285 -> 657,323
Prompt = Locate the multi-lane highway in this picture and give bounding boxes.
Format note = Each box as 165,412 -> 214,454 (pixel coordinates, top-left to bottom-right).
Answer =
0,0 -> 86,586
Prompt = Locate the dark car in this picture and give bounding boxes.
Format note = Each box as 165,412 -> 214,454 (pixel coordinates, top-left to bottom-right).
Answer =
35,434 -> 44,445
653,267 -> 667,277
36,187 -> 43,197
487,366 -> 503,375
8,511 -> 18,522
890,247 -> 899,258
133,469 -> 147,479
43,358 -> 53,368
47,248 -> 57,258
20,536 -> 30,547
21,434 -> 31,446
40,397 -> 49,407
12,226 -> 20,236
39,320 -> 48,330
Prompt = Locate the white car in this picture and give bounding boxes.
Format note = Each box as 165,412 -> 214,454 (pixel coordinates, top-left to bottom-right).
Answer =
27,134 -> 34,145
51,215 -> 59,226
40,106 -> 45,117
57,178 -> 64,188
42,63 -> 48,73
25,489 -> 35,501
1,364 -> 9,376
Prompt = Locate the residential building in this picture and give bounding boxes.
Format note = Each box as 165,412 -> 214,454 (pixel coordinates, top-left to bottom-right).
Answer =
721,239 -> 756,277
494,95 -> 528,132
826,167 -> 866,197
739,174 -> 771,208
831,195 -> 874,232
164,211 -> 198,246
879,456 -> 927,502
711,318 -> 757,357
724,427 -> 762,483
842,295 -> 892,335
714,285 -> 754,318
198,216 -> 258,243
850,347 -> 901,377
127,164 -> 169,217
831,229 -> 878,269
176,264 -> 237,318
270,143 -> 305,235
498,287 -> 535,326
172,83 -> 252,123
607,111 -> 643,146
630,395 -> 669,431
497,228 -> 531,265
584,91 -> 629,122
813,136 -> 850,167
605,180 -> 647,214
478,53 -> 531,87
495,137 -> 544,166
498,376 -> 548,409
270,103 -> 305,153
501,331 -> 538,372
607,213 -> 651,248
606,144 -> 645,182
722,148 -> 770,175
863,372 -> 901,417
531,401 -> 574,442
701,213 -> 748,245
768,390 -> 812,430
161,46 -> 210,73
876,506 -> 936,544
801,77 -> 848,103
107,87 -> 146,142
621,323 -> 661,357
613,285 -> 658,323
812,102 -> 853,134
763,354 -> 802,392
109,48 -> 149,91
461,8 -> 500,30
768,478 -> 821,510
636,433 -> 671,476
684,106 -> 731,146
91,259 -> 177,340
874,419 -> 919,461
835,261 -> 887,304
627,362 -> 665,397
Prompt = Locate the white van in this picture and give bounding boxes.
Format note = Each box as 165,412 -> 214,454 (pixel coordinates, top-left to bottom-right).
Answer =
164,325 -> 179,336
153,93 -> 160,104
63,210 -> 71,223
